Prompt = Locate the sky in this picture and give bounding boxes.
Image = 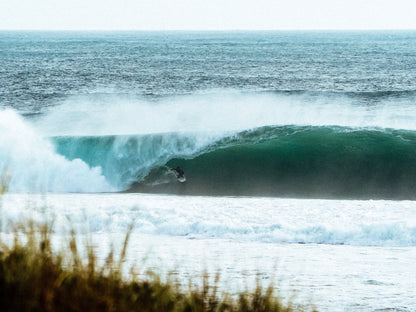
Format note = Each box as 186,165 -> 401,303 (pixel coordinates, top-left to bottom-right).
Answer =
0,0 -> 415,31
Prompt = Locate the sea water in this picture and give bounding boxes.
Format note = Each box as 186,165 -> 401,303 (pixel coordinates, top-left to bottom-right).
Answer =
1,31 -> 416,311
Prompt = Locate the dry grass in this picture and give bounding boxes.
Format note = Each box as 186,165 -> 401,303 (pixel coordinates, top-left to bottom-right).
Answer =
0,174 -> 316,312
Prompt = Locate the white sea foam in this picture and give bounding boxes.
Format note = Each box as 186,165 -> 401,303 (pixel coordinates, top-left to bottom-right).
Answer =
1,193 -> 416,311
0,109 -> 113,192
33,91 -> 416,136
3,193 -> 416,247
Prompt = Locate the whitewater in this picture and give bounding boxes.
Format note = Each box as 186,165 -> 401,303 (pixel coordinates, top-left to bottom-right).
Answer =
1,31 -> 416,311
1,193 -> 416,311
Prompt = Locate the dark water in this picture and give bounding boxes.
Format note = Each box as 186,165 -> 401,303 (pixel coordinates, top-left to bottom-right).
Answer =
1,31 -> 416,113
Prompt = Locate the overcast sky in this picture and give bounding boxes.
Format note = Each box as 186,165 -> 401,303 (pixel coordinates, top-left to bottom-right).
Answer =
1,0 -> 415,31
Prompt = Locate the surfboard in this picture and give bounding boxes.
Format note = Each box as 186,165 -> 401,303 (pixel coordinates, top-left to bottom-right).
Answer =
177,176 -> 186,183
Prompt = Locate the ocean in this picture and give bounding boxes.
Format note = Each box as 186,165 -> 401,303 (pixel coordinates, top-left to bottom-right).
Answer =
1,31 -> 416,311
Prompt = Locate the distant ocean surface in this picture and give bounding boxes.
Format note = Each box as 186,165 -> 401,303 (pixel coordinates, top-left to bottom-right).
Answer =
1,31 -> 416,311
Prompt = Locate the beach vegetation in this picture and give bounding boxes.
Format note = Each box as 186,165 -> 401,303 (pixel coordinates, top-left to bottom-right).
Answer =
0,175 -> 316,312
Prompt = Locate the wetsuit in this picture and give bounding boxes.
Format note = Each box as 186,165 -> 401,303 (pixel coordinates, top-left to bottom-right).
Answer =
173,166 -> 184,178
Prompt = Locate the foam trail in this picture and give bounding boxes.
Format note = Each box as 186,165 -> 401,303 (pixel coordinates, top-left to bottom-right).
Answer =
32,91 -> 416,137
0,109 -> 113,193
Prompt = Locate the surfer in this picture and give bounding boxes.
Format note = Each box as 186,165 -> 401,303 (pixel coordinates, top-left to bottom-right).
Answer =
171,166 -> 185,179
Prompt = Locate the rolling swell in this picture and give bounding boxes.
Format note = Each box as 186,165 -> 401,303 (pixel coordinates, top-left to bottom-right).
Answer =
134,126 -> 416,199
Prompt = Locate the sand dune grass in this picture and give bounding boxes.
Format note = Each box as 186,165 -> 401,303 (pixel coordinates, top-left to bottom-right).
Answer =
0,175 -> 315,312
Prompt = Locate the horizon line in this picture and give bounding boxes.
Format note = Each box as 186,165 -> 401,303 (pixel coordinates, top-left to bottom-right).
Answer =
1,28 -> 416,32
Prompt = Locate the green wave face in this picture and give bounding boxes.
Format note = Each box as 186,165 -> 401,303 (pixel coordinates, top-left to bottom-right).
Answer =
143,126 -> 416,199
53,126 -> 416,199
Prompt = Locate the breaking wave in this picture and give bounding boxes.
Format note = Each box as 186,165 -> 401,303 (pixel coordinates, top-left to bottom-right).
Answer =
0,110 -> 113,193
3,91 -> 416,197
51,125 -> 416,199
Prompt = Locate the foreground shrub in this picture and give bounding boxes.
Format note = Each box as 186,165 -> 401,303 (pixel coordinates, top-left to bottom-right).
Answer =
0,220 -> 318,312
0,176 -> 315,312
